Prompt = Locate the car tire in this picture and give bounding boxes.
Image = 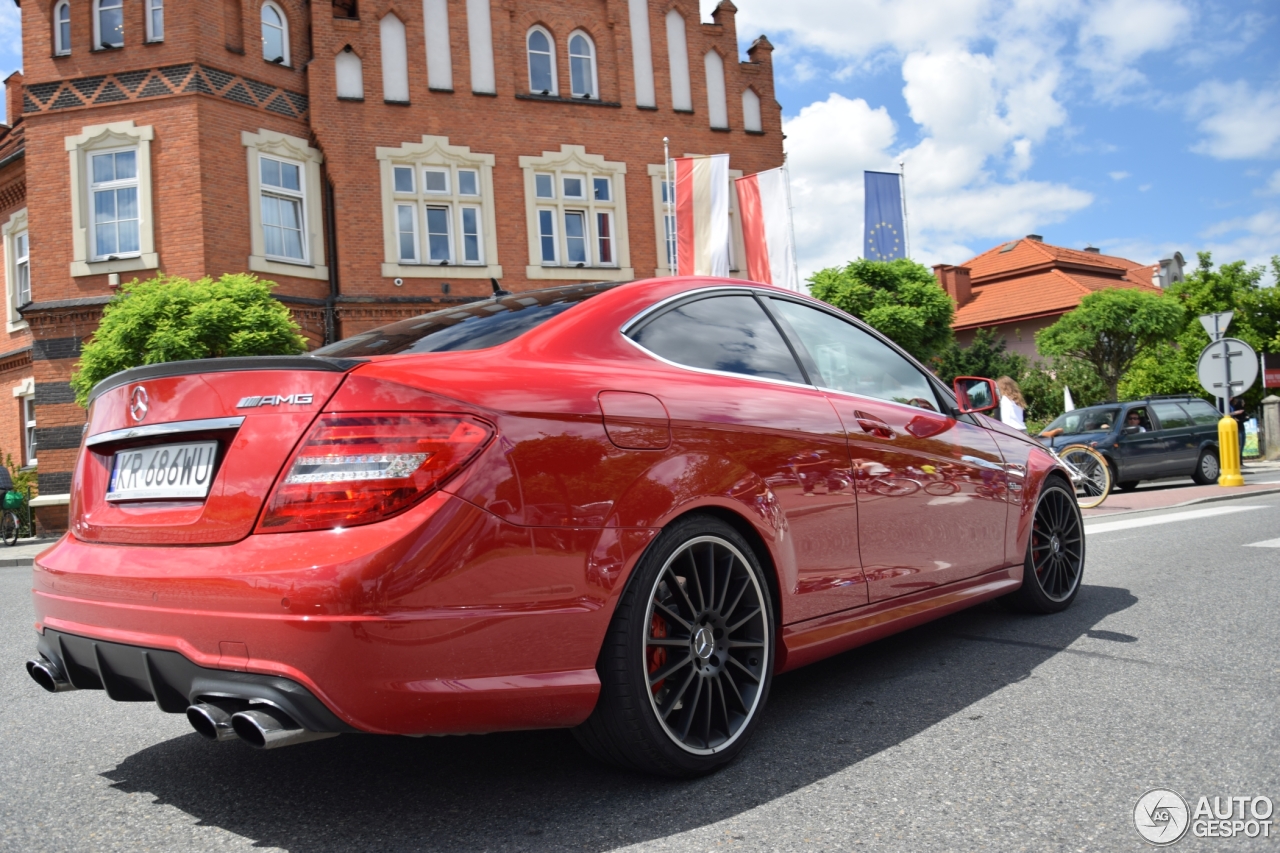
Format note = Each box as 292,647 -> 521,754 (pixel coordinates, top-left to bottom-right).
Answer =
1001,478 -> 1084,614
1114,481 -> 1140,492
1192,448 -> 1220,485
574,514 -> 775,777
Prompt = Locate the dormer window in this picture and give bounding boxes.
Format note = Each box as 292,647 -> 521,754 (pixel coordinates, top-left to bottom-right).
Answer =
527,27 -> 556,95
54,1 -> 71,55
95,0 -> 124,49
261,2 -> 290,65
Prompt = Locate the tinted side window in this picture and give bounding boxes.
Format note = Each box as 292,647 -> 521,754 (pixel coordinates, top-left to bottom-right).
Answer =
631,295 -> 806,384
1150,402 -> 1193,429
1183,399 -> 1221,426
769,298 -> 939,409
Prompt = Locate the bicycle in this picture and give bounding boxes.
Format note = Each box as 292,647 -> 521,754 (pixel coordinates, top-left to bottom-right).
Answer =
1052,443 -> 1112,509
1,508 -> 20,546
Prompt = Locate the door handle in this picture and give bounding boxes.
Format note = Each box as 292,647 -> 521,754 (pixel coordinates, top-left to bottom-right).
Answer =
854,411 -> 896,439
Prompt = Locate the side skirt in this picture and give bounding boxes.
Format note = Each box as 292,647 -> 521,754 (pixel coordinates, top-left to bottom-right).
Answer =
777,569 -> 1021,673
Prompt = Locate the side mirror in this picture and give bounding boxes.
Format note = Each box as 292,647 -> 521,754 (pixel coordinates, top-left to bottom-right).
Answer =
1122,425 -> 1140,435
953,376 -> 998,414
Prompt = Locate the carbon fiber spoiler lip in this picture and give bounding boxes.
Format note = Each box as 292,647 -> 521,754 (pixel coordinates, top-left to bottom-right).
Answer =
87,356 -> 367,405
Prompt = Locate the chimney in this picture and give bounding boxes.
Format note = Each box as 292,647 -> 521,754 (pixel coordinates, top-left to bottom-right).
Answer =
1025,234 -> 1043,242
1084,246 -> 1101,254
3,71 -> 23,129
933,264 -> 972,308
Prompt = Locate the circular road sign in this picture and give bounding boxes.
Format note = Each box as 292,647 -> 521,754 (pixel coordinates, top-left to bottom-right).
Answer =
1196,337 -> 1258,399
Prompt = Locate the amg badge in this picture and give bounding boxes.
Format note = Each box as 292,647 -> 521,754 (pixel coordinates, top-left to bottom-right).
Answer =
237,394 -> 315,408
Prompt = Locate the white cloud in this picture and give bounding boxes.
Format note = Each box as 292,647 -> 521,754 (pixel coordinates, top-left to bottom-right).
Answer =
784,93 -> 1091,275
1109,171 -> 1130,181
1187,80 -> 1280,159
1198,209 -> 1280,281
1076,0 -> 1193,101
1262,170 -> 1280,196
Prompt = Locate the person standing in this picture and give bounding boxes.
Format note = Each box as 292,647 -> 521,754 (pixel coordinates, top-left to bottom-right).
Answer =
997,376 -> 1028,433
1230,395 -> 1247,457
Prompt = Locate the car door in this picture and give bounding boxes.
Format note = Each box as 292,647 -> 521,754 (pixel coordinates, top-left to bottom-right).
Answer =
1114,405 -> 1163,481
627,291 -> 868,622
765,297 -> 1008,603
1148,401 -> 1197,476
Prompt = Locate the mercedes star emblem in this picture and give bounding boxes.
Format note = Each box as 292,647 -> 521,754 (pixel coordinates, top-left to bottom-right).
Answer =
129,386 -> 149,422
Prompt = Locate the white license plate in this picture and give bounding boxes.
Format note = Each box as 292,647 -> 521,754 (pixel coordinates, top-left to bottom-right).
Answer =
107,441 -> 219,501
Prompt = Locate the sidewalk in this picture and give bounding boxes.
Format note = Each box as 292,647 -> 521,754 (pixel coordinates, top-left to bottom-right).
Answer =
0,538 -> 60,568
1081,459 -> 1280,518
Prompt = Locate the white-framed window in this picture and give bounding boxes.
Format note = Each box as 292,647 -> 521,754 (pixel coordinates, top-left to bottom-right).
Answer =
65,121 -> 158,278
54,1 -> 72,55
22,394 -> 37,468
259,155 -> 307,262
568,31 -> 598,99
377,136 -> 502,280
146,0 -> 164,42
95,0 -> 124,49
242,129 -> 328,280
527,26 -> 556,95
520,145 -> 631,280
261,1 -> 290,65
3,209 -> 30,329
89,148 -> 141,261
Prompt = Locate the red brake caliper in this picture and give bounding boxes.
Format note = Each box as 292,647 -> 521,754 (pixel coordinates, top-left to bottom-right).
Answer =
648,612 -> 668,693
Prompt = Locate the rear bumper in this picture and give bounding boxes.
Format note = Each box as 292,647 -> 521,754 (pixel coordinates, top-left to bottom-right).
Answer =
34,629 -> 353,732
32,491 -> 659,735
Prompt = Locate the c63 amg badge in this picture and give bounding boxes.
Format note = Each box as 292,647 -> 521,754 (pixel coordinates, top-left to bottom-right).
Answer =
237,394 -> 315,408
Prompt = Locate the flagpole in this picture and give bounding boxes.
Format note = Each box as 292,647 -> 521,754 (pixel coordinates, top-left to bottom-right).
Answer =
899,160 -> 911,259
664,137 -> 675,275
783,154 -> 800,291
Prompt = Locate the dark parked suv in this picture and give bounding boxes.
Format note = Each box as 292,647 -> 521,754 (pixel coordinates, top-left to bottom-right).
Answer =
1039,396 -> 1222,490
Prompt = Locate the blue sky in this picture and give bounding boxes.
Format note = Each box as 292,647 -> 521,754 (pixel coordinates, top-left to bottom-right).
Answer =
3,1 -> 1278,281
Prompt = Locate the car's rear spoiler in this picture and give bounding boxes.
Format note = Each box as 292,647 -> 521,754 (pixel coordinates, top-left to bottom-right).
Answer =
87,356 -> 367,405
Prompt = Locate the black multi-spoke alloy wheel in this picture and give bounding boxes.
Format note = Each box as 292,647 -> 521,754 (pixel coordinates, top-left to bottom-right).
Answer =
1192,448 -> 1220,485
574,515 -> 774,777
1001,478 -> 1084,614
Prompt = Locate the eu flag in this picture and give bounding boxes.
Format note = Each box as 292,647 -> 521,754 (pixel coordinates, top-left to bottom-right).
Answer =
864,171 -> 905,260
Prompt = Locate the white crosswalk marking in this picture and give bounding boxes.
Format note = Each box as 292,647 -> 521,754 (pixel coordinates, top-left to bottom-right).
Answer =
1084,505 -> 1270,535
1243,538 -> 1280,548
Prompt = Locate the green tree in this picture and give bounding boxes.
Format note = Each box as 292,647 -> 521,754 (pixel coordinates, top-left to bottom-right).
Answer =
1019,358 -> 1107,425
1120,253 -> 1280,408
1035,287 -> 1185,403
933,328 -> 1028,386
71,273 -> 308,406
808,258 -> 955,362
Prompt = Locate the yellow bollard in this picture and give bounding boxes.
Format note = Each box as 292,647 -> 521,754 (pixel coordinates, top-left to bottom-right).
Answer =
1218,415 -> 1245,487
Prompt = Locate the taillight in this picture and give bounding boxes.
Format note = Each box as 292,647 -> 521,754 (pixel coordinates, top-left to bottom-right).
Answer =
257,413 -> 492,533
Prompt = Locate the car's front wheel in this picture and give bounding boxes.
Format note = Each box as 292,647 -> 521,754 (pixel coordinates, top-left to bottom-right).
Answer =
1001,478 -> 1084,614
1192,448 -> 1220,485
574,515 -> 774,777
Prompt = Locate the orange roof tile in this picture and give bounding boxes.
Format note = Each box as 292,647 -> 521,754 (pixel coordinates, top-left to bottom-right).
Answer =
953,268 -> 1162,329
963,238 -> 1149,282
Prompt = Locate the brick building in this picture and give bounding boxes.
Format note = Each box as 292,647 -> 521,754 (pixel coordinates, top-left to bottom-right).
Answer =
933,235 -> 1167,361
1,0 -> 784,533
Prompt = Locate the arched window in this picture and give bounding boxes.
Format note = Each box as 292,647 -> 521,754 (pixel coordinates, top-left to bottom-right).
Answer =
568,31 -> 597,99
53,0 -> 71,55
527,27 -> 556,95
742,88 -> 762,132
335,47 -> 364,99
261,2 -> 290,65
94,0 -> 124,49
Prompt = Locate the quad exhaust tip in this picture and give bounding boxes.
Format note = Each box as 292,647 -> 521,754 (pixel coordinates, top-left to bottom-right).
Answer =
230,705 -> 339,750
26,658 -> 75,693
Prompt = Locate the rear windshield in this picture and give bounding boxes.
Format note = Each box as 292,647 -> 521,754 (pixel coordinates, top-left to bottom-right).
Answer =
313,282 -> 622,357
1043,407 -> 1121,436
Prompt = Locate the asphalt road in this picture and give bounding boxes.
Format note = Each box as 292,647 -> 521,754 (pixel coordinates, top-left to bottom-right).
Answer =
2,498 -> 1278,852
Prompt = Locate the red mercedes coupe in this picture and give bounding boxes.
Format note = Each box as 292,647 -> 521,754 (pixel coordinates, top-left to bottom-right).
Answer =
27,276 -> 1083,777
